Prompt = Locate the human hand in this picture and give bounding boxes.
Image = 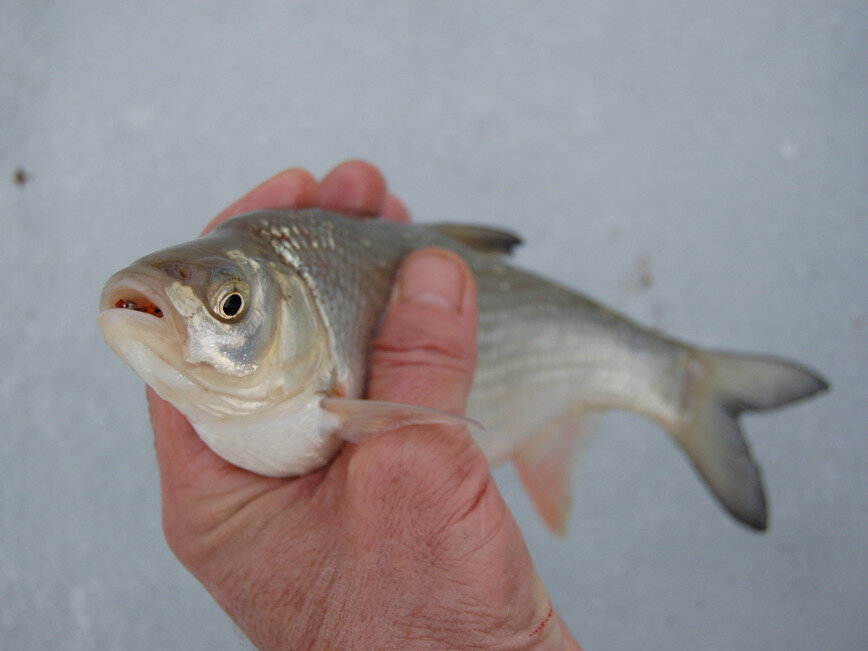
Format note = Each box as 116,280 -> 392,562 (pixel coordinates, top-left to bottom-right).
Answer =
147,161 -> 580,649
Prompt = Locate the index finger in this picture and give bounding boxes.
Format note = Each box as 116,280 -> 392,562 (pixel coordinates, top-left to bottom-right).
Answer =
319,160 -> 411,223
201,168 -> 320,235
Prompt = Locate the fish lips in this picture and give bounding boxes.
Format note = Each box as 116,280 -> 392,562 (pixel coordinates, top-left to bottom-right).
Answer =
98,267 -> 185,354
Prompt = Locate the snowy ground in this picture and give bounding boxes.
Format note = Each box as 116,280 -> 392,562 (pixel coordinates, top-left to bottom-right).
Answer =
1,3 -> 866,649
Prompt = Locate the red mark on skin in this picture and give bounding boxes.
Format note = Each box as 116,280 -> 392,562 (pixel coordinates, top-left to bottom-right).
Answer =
528,607 -> 554,639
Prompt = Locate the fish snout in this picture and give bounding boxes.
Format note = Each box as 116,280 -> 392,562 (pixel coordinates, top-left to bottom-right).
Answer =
99,263 -> 179,324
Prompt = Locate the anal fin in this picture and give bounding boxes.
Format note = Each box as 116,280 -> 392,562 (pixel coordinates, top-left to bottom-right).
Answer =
513,413 -> 596,536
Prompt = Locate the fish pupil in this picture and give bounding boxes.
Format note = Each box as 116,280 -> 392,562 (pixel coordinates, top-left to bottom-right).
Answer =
222,293 -> 243,316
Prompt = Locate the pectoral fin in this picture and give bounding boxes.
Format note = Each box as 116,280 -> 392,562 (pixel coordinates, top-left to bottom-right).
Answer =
321,398 -> 483,444
513,413 -> 597,536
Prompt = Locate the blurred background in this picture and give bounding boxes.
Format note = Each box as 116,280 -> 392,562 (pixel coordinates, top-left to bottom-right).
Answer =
1,2 -> 865,648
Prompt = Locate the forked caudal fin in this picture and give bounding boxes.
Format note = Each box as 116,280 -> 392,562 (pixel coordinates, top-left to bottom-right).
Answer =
673,350 -> 829,530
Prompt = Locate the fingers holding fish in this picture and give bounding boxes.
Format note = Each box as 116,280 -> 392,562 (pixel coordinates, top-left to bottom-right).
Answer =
346,247 -> 493,525
201,167 -> 321,234
381,193 -> 411,223
147,376 -> 254,499
148,387 -> 211,484
202,160 -> 409,233
319,159 -> 389,217
317,159 -> 412,222
148,385 -> 250,564
336,250 -> 565,649
364,249 -> 478,463
368,249 -> 478,416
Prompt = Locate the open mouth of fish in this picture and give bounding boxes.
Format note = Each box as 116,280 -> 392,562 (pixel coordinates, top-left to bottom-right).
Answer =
98,266 -> 191,367
114,298 -> 163,319
98,271 -> 185,377
100,275 -> 165,320
111,296 -> 164,317
98,272 -> 179,346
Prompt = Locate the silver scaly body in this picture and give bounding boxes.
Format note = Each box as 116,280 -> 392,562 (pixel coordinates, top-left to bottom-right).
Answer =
100,208 -> 828,530
235,211 -> 685,463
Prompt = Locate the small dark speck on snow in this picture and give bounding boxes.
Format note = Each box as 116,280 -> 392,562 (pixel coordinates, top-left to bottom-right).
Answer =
623,255 -> 654,295
14,166 -> 29,187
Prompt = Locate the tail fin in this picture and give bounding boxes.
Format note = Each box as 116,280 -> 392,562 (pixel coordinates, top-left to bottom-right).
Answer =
672,350 -> 829,530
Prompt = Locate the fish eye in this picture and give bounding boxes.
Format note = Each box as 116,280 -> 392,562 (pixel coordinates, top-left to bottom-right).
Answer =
211,282 -> 249,321
221,292 -> 244,316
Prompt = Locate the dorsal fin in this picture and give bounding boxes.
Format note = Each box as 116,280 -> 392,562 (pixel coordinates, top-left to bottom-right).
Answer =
432,223 -> 523,255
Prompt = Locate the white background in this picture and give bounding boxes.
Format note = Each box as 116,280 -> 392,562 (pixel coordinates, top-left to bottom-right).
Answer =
1,2 -> 865,648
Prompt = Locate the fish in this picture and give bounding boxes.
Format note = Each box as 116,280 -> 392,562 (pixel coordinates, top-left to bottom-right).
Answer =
98,208 -> 829,532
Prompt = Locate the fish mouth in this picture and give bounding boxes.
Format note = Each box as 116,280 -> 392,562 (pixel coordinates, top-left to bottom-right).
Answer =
100,274 -> 164,319
109,293 -> 164,317
98,268 -> 182,345
98,268 -> 188,394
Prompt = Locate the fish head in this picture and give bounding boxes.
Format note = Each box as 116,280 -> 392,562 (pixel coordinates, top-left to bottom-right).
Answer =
98,232 -> 331,423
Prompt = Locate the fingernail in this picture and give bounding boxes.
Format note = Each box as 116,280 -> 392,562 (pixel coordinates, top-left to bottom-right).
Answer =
399,252 -> 465,313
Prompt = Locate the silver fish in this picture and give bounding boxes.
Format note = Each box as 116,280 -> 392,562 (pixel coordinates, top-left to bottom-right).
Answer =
98,209 -> 828,531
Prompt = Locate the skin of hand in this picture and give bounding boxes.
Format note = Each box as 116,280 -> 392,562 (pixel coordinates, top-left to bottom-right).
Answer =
147,161 -> 581,650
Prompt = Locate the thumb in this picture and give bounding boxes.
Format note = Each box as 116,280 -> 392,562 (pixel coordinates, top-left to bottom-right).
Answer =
349,247 -> 486,513
366,248 -> 478,416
